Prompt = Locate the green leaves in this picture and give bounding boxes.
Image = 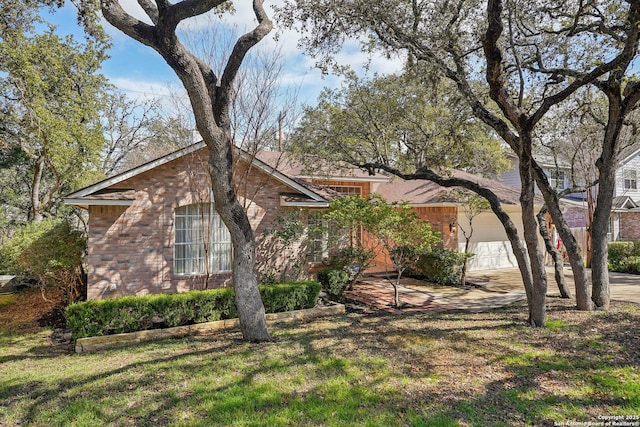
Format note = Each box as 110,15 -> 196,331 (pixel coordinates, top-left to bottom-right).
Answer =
1,26 -> 109,221
291,72 -> 508,177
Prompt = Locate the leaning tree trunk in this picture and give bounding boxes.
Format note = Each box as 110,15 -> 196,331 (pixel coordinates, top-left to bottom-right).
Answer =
533,165 -> 591,310
537,207 -> 571,299
545,207 -> 590,308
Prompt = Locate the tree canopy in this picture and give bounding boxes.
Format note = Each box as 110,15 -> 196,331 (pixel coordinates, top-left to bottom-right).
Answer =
291,71 -> 509,177
0,26 -> 109,223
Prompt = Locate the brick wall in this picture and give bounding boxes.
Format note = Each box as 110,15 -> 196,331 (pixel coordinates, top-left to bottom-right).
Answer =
87,148 -> 306,300
619,211 -> 640,240
413,206 -> 458,250
562,206 -> 588,228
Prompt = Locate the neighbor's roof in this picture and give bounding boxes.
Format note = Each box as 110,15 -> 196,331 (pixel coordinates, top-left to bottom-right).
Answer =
375,169 -> 533,206
612,195 -> 639,211
254,151 -> 390,183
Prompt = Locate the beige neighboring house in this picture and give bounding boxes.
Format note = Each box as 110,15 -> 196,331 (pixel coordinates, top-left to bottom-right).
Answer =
65,143 -> 538,300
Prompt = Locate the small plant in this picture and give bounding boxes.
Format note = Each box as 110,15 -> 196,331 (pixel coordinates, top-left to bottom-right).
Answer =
317,269 -> 350,301
0,218 -> 86,303
329,246 -> 375,286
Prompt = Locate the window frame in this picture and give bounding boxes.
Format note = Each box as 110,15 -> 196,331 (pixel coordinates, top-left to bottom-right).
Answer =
307,210 -> 329,264
327,185 -> 362,196
548,169 -> 566,190
624,169 -> 637,190
174,203 -> 232,276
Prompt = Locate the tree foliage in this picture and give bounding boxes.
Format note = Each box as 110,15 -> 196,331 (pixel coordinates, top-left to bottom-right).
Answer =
291,72 -> 509,177
0,218 -> 86,303
0,27 -> 109,223
326,195 -> 440,306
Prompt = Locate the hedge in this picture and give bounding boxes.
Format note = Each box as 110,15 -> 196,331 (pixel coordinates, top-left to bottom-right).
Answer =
608,241 -> 640,274
66,281 -> 321,339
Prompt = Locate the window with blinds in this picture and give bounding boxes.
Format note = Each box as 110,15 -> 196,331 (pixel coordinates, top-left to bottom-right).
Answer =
174,203 -> 232,275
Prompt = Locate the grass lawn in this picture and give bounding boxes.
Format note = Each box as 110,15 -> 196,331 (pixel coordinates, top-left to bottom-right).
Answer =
1,290 -> 639,427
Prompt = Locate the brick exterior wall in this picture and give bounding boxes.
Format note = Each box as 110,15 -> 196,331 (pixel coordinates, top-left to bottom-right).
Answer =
563,206 -> 588,228
619,211 -> 640,240
87,148 -> 306,300
413,206 -> 458,250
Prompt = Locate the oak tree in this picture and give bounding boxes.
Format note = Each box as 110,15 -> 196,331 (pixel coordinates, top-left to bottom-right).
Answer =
75,0 -> 274,341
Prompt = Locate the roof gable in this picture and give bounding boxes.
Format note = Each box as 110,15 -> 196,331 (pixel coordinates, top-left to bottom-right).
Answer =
65,143 -> 329,204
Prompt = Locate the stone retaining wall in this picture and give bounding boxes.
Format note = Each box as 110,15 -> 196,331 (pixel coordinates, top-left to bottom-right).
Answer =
75,303 -> 345,353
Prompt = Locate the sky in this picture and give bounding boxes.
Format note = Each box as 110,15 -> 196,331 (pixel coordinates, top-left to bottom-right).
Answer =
46,0 -> 406,112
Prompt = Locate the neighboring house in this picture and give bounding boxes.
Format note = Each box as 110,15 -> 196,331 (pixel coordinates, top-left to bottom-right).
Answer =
65,142 -> 535,300
499,148 -> 640,242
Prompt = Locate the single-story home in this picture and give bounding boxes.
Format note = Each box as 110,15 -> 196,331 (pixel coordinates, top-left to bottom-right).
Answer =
65,142 -> 537,300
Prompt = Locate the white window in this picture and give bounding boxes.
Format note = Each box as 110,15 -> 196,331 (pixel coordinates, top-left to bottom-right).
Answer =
174,203 -> 232,275
307,210 -> 329,263
548,170 -> 566,190
328,186 -> 362,196
624,169 -> 637,190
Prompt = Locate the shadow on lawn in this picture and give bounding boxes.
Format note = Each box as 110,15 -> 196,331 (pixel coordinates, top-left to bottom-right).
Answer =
2,300 -> 639,426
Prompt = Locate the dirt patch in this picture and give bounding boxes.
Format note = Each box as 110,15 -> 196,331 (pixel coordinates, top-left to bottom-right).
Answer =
0,287 -> 65,334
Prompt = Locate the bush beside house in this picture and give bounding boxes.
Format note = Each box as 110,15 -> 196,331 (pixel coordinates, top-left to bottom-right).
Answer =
0,218 -> 86,302
66,281 -> 321,339
608,241 -> 640,274
409,249 -> 472,285
317,269 -> 350,301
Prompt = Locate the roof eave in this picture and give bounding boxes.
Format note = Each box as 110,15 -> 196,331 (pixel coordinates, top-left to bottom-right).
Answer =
63,199 -> 134,209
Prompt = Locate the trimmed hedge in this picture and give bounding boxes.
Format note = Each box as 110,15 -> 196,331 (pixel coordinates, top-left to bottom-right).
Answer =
317,269 -> 350,301
409,249 -> 471,285
608,241 -> 640,274
66,281 -> 321,339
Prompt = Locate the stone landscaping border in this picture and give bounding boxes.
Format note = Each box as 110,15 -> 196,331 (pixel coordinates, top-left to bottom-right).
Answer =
75,303 -> 345,353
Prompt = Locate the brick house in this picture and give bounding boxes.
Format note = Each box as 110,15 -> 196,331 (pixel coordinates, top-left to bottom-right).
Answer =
65,143 -> 531,300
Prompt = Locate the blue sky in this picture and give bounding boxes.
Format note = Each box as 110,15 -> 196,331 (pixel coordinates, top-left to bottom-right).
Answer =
46,1 -> 405,111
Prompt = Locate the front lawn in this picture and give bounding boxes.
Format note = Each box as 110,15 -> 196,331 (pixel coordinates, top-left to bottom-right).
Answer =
1,292 -> 639,426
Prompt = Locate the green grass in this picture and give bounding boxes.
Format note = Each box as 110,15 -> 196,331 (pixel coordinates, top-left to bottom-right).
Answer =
0,294 -> 14,308
1,299 -> 639,426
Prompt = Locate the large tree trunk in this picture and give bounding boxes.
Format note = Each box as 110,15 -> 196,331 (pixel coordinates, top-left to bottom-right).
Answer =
537,207 -> 571,299
30,154 -> 45,223
591,147 -> 618,310
209,145 -> 270,341
99,0 -> 273,341
519,142 -> 547,327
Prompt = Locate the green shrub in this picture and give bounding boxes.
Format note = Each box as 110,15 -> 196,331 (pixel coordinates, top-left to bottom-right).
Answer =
608,241 -> 640,274
329,246 -> 375,281
317,269 -> 350,301
260,281 -> 321,312
0,218 -> 86,302
409,249 -> 471,285
65,281 -> 321,339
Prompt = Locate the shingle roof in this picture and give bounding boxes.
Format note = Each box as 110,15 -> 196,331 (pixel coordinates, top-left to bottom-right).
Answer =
375,170 -> 527,205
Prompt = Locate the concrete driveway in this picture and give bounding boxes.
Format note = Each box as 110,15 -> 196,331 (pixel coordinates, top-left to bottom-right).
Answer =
346,267 -> 639,314
466,267 -> 640,305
